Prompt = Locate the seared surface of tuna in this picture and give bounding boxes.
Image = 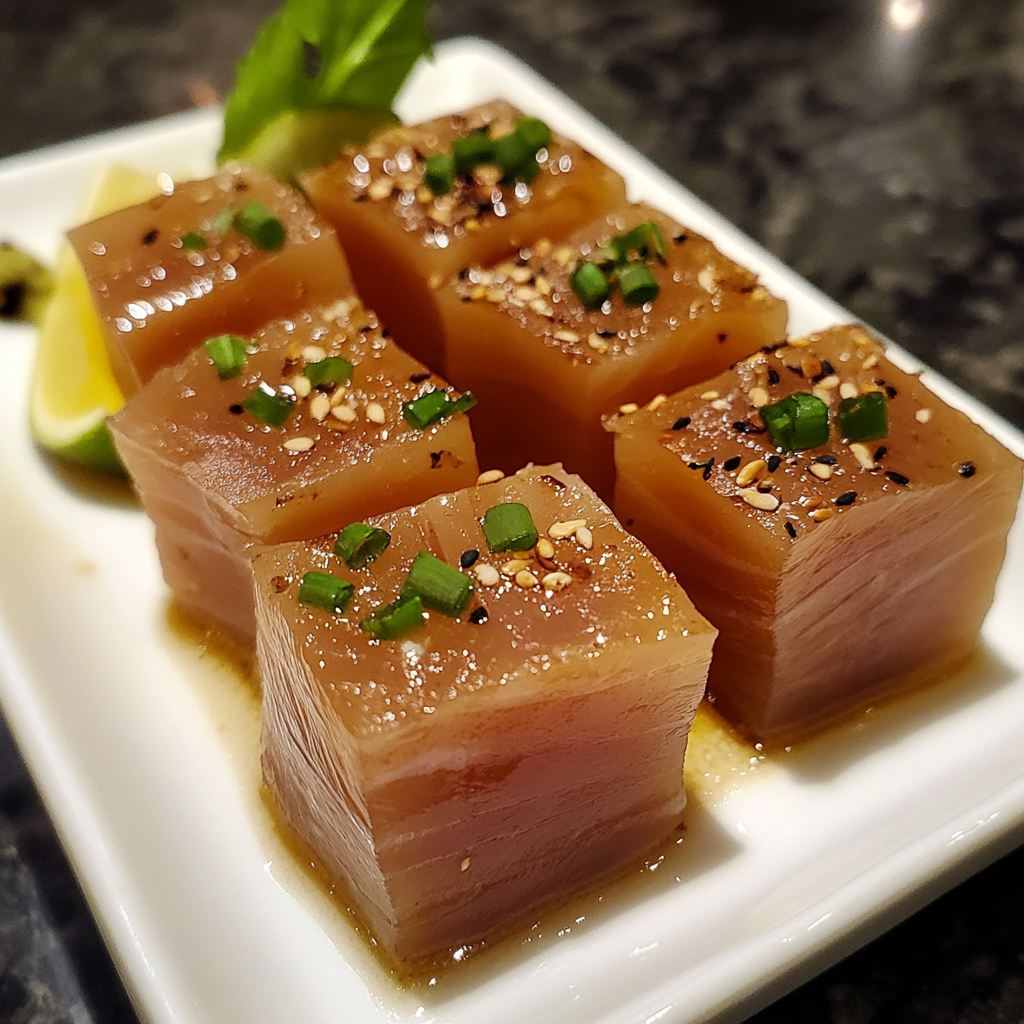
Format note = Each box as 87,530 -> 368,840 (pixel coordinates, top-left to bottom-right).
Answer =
254,464 -> 715,963
69,165 -> 352,395
301,101 -> 627,369
609,324 -> 1024,742
437,203 -> 788,497
110,302 -> 479,646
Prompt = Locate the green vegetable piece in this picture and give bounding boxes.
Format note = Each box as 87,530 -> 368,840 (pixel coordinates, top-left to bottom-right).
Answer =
204,334 -> 249,379
483,502 -> 539,553
218,0 -> 432,176
241,381 -> 295,427
424,152 -> 456,195
451,131 -> 496,174
298,570 -> 354,614
334,522 -> 391,569
302,355 -> 353,387
402,388 -> 477,429
180,231 -> 208,251
516,115 -> 551,151
402,551 -> 473,617
234,201 -> 286,251
616,263 -> 659,306
837,391 -> 888,443
615,221 -> 667,263
493,128 -> 535,182
361,594 -> 424,640
571,261 -> 611,310
0,242 -> 54,325
211,207 -> 234,234
761,392 -> 830,451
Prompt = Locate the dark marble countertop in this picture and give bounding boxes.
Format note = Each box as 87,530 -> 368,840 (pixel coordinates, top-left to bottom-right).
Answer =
1,1 -> 1023,1022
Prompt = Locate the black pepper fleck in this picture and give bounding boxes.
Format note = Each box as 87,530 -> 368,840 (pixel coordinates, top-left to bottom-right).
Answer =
228,404 -> 244,414
409,371 -> 431,383
958,461 -> 977,478
836,491 -> 857,506
141,227 -> 159,245
717,333 -> 728,343
469,607 -> 488,624
460,549 -> 479,569
723,456 -> 741,471
885,385 -> 898,399
767,367 -> 780,386
885,471 -> 910,486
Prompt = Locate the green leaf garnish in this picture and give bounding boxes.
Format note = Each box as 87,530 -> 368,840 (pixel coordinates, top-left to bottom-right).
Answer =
218,0 -> 432,179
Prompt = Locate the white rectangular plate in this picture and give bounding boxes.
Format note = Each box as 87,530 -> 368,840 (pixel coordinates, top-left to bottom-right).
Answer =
1,38 -> 1023,1024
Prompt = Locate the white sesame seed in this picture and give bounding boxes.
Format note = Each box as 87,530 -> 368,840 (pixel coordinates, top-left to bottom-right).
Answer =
529,298 -> 554,317
839,382 -> 859,400
331,405 -> 357,424
534,238 -> 552,257
302,345 -> 327,362
473,563 -> 500,587
283,436 -> 315,453
502,559 -> 531,576
292,375 -> 313,399
809,463 -> 833,480
534,275 -> 552,295
915,408 -> 932,424
700,390 -> 719,401
548,518 -> 588,539
460,858 -> 471,872
748,386 -> 770,408
861,354 -> 879,370
739,488 -> 780,511
812,385 -> 832,404
514,285 -> 538,302
320,298 -> 351,321
809,507 -> 835,521
646,393 -> 668,412
367,177 -> 394,201
476,468 -> 505,485
587,333 -> 609,354
508,266 -> 532,284
711,399 -> 730,411
554,329 -> 579,343
697,266 -> 718,292
470,284 -> 487,300
329,387 -> 348,408
486,288 -> 506,303
849,442 -> 877,471
365,402 -> 386,424
736,459 -> 767,487
536,538 -> 555,560
309,393 -> 331,421
542,571 -> 573,592
575,526 -> 594,550
619,402 -> 639,415
553,246 -> 574,267
817,375 -> 840,390
787,336 -> 811,347
515,569 -> 539,589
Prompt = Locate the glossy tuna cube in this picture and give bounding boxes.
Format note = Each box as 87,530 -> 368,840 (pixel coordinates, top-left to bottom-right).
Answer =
301,100 -> 627,369
436,203 -> 788,497
253,463 -> 715,963
608,323 -> 1023,742
109,301 -> 479,646
69,164 -> 352,395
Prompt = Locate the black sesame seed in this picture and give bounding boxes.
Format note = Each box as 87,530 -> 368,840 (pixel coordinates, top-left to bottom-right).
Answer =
460,549 -> 479,569
836,491 -> 857,506
458,267 -> 470,280
767,367 -> 780,386
820,359 -> 835,378
673,233 -> 689,244
461,296 -> 473,303
469,607 -> 488,624
723,456 -> 741,471
539,473 -> 567,491
598,329 -> 616,338
814,455 -> 838,465
672,416 -> 691,431
381,328 -> 391,338
787,364 -> 804,377
703,459 -> 715,480
885,471 -> 910,486
784,521 -> 797,538
874,445 -> 887,461
885,385 -> 898,399
958,461 -> 977,478
732,420 -> 752,433
767,455 -> 781,472
409,371 -> 431,383
717,332 -> 728,343
228,404 -> 244,414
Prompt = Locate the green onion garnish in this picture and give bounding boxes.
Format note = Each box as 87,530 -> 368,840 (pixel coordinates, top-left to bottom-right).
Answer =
302,356 -> 353,387
516,115 -> 551,152
452,131 -> 496,174
402,389 -> 477,430
615,221 -> 667,263
482,502 -> 539,552
298,570 -> 354,614
424,152 -> 456,196
180,231 -> 208,251
211,207 -> 233,234
241,381 -> 295,427
234,201 -> 286,251
571,261 -> 611,310
204,334 -> 249,380
401,551 -> 474,617
837,391 -> 888,442
360,595 -> 424,640
761,392 -> 830,451
334,522 -> 390,569
616,264 -> 660,306
494,128 -> 536,183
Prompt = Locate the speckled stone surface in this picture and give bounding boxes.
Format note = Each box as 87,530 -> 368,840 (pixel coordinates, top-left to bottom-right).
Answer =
1,2 -> 1023,1022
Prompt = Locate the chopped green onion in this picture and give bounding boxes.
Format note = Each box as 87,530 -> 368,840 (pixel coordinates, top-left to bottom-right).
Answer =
571,261 -> 611,310
211,207 -> 234,234
241,381 -> 295,427
204,334 -> 249,380
180,231 -> 208,251
452,131 -> 496,174
402,388 -> 477,429
298,570 -> 354,614
761,392 -> 830,451
494,128 -> 536,182
588,245 -> 620,266
424,152 -> 456,195
516,115 -> 551,152
837,391 -> 888,443
234,201 -> 286,251
360,595 -> 424,640
402,551 -> 474,617
616,264 -> 659,306
615,221 -> 667,263
334,522 -> 390,569
302,356 -> 353,387
483,502 -> 539,552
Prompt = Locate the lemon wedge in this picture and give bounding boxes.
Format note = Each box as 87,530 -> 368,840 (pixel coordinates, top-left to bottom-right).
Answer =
29,165 -> 160,474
